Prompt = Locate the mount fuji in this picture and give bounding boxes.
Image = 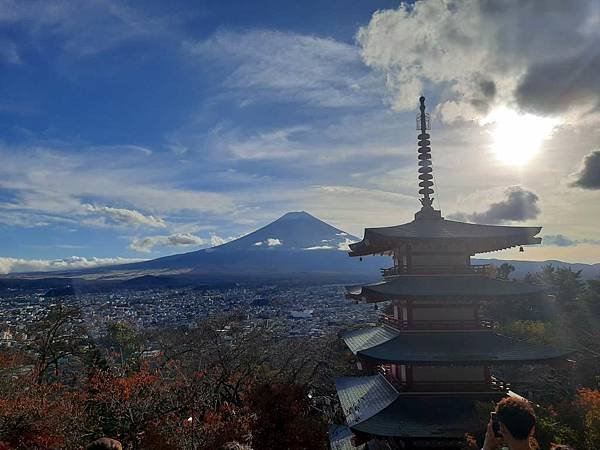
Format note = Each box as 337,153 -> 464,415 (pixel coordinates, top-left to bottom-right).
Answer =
2,212 -> 386,289
108,211 -> 385,283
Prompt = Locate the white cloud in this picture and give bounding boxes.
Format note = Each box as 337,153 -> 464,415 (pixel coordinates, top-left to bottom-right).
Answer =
0,256 -> 143,274
249,238 -> 282,247
266,238 -> 282,247
357,0 -> 600,120
209,233 -> 237,247
304,245 -> 335,250
83,204 -> 167,229
337,237 -> 358,252
129,233 -> 207,253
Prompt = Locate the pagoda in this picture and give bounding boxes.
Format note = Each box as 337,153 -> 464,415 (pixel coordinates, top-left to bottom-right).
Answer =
331,97 -> 572,449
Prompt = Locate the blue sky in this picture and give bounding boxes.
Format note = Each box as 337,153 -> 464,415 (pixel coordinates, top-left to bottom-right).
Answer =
1,0 -> 600,272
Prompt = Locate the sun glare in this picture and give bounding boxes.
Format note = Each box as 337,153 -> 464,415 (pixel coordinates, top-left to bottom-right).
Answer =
482,107 -> 559,166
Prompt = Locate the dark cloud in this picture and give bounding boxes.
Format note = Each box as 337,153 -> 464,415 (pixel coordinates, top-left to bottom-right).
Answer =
479,79 -> 496,99
571,150 -> 600,189
516,51 -> 600,115
470,78 -> 497,114
451,187 -> 540,224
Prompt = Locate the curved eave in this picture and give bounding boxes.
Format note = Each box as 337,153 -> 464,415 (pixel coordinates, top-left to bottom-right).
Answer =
335,375 -> 399,427
349,235 -> 542,257
348,220 -> 542,257
354,330 -> 573,366
346,276 -> 547,303
344,327 -> 573,366
350,394 -> 483,439
358,351 -> 572,366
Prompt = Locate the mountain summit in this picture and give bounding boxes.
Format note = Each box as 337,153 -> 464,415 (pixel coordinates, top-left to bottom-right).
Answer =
97,211 -> 382,282
213,211 -> 357,252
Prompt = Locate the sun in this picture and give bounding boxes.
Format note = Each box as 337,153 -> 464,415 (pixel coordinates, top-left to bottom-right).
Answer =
482,107 -> 559,166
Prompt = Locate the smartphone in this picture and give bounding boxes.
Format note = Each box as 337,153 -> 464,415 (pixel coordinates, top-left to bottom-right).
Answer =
491,412 -> 502,437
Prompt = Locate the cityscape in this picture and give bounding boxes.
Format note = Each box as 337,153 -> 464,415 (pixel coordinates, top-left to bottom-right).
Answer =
0,284 -> 382,344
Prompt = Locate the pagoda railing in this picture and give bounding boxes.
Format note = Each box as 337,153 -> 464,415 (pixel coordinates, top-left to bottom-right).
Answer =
381,264 -> 490,277
381,315 -> 496,330
491,376 -> 511,392
380,370 -> 511,393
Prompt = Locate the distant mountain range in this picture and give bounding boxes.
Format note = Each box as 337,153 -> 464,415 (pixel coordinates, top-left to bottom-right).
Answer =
473,258 -> 600,280
1,211 -> 598,292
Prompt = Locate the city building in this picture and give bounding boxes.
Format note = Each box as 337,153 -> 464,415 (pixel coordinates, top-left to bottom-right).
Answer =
332,97 -> 572,449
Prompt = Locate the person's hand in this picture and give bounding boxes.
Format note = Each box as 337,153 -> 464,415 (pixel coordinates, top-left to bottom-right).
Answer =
482,419 -> 502,450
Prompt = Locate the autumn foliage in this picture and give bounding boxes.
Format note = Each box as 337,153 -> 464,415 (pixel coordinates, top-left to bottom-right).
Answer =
0,311 -> 336,449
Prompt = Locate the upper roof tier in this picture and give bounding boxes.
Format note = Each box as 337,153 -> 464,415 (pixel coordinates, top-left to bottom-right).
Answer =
349,97 -> 542,257
348,218 -> 542,257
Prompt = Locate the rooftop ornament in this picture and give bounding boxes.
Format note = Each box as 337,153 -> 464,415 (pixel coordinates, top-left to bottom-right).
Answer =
415,96 -> 442,220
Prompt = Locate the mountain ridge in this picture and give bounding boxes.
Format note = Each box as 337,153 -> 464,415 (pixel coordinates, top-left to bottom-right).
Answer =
2,212 -> 598,288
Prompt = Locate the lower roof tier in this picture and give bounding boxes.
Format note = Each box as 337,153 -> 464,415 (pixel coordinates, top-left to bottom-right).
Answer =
343,326 -> 572,364
346,275 -> 546,302
336,375 -> 500,439
329,425 -> 366,450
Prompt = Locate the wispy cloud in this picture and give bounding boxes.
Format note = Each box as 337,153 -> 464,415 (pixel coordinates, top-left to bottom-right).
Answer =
0,144 -> 236,231
0,0 -> 181,58
0,39 -> 20,64
187,29 -> 384,108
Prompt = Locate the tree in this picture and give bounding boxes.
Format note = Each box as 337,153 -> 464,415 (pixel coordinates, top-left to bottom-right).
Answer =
496,263 -> 515,280
247,383 -> 328,450
536,265 -> 584,303
27,305 -> 89,384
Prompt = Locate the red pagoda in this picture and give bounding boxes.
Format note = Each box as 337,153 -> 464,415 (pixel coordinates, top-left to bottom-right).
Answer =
331,97 -> 572,449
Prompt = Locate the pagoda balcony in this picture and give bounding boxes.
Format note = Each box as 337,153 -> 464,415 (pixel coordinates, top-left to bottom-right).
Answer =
387,378 -> 509,393
381,315 -> 497,331
379,368 -> 510,393
381,264 -> 490,278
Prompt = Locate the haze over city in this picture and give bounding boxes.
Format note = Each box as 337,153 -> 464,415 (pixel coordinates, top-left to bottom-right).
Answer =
1,0 -> 600,273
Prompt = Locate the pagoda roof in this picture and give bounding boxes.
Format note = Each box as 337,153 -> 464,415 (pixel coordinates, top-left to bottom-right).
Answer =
348,218 -> 541,256
328,425 -> 367,450
335,375 -> 484,438
343,327 -> 572,364
346,275 -> 546,302
335,375 -> 399,427
344,326 -> 400,354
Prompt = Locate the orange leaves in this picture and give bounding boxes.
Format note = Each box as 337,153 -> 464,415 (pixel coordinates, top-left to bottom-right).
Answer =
0,380 -> 86,449
575,388 -> 600,411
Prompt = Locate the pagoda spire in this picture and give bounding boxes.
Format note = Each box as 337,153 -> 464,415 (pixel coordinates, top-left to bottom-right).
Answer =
415,96 -> 442,220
